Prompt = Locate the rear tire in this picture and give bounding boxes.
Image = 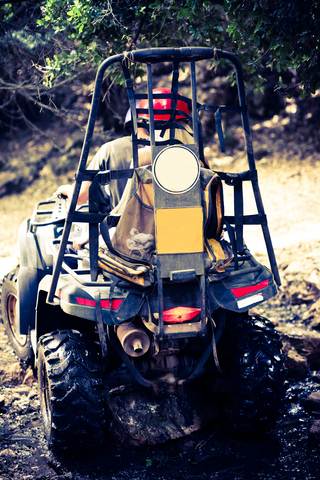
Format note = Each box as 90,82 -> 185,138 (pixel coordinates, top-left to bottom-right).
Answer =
37,329 -> 105,451
219,313 -> 285,432
0,268 -> 33,366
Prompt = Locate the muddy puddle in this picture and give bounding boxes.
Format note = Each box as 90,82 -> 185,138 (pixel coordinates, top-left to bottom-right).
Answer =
1,300 -> 320,480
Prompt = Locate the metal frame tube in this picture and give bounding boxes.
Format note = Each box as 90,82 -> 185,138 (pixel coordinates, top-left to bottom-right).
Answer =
47,54 -> 122,302
47,46 -> 280,305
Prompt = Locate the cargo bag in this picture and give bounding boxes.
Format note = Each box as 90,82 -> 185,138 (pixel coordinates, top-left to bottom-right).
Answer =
99,166 -> 233,282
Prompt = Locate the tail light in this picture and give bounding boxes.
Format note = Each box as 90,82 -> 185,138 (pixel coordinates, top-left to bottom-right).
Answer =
100,299 -> 123,310
163,306 -> 201,324
231,279 -> 269,298
75,297 -> 124,311
75,297 -> 95,307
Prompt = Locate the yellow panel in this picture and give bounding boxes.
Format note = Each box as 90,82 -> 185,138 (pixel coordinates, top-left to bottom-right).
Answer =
155,207 -> 203,254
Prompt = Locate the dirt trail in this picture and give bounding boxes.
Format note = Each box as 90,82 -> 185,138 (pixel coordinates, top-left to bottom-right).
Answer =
1,124 -> 320,478
1,132 -> 320,273
1,325 -> 320,480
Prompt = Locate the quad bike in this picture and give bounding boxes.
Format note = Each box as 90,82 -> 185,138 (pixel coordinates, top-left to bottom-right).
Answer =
1,47 -> 284,451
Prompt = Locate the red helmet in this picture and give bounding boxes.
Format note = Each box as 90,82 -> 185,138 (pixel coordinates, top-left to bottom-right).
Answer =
125,87 -> 191,125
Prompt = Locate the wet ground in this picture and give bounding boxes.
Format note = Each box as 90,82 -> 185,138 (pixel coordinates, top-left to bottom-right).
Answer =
1,298 -> 320,480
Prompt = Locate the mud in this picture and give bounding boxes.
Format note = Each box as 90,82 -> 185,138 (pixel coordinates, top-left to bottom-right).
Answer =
1,118 -> 320,478
1,297 -> 320,480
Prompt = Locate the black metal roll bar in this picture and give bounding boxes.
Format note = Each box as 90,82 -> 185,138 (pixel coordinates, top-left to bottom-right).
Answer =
47,47 -> 280,304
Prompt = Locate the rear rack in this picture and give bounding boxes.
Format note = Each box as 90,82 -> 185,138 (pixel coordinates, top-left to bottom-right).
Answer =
45,47 -> 280,337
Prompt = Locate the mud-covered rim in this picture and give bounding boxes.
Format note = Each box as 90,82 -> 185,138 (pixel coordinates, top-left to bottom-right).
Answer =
6,292 -> 27,347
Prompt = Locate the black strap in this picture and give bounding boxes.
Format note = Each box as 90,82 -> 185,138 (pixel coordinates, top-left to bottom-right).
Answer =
215,169 -> 257,185
137,138 -> 183,146
169,61 -> 180,142
198,104 -> 242,114
234,180 -> 244,252
71,211 -> 106,223
76,169 -> 100,181
197,118 -> 208,167
100,217 -> 119,257
122,61 -> 139,169
88,183 -> 101,281
87,174 -> 112,280
215,109 -> 225,153
107,215 -> 120,228
224,214 -> 267,225
224,220 -> 238,269
146,63 -> 156,150
89,222 -> 99,281
135,92 -> 191,106
93,169 -> 134,185
137,118 -> 192,132
190,61 -> 200,149
100,217 -> 150,266
136,107 -> 191,120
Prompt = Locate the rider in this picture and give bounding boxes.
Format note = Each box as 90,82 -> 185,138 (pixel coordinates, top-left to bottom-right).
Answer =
55,88 -> 193,209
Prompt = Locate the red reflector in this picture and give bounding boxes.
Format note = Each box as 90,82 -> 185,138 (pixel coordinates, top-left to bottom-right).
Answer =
100,299 -> 124,311
75,297 -> 96,307
231,279 -> 269,298
75,297 -> 123,311
163,306 -> 201,324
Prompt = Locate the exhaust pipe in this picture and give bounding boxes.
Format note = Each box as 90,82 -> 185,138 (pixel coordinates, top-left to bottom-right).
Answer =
116,321 -> 150,357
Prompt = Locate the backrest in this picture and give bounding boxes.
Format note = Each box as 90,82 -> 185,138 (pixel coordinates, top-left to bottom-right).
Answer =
109,164 -> 223,265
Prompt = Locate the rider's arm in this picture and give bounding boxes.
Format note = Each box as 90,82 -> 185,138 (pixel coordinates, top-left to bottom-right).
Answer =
54,181 -> 91,205
138,147 -> 152,167
77,181 -> 91,204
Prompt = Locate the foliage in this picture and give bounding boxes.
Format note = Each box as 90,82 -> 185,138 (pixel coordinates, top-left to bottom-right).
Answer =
37,0 -> 320,95
1,0 -> 320,135
0,1 -> 64,131
225,0 -> 320,94
38,0 -> 227,86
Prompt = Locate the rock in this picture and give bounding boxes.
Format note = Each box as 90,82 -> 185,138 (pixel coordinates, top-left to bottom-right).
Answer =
285,348 -> 309,378
0,448 -> 17,458
22,368 -> 35,386
277,324 -> 320,370
255,148 -> 270,160
285,260 -> 305,275
311,371 -> 320,383
107,387 -> 215,446
302,391 -> 320,413
13,384 -> 31,395
302,298 -> 320,330
0,394 -> 5,411
0,361 -> 23,383
309,419 -> 320,443
281,258 -> 320,305
307,270 -> 320,291
291,284 -> 319,305
28,390 -> 38,400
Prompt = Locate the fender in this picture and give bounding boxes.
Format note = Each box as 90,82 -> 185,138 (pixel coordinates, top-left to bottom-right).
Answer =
17,219 -> 53,334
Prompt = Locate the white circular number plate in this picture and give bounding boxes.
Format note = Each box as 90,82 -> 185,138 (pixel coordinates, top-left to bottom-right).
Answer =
152,145 -> 200,195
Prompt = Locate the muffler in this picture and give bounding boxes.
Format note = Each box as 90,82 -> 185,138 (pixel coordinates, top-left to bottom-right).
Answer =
116,321 -> 150,357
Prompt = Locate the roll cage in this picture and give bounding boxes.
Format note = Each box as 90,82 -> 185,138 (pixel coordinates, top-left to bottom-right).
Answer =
43,47 -> 280,318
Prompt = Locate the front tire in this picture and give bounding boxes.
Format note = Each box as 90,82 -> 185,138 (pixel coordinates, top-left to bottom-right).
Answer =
37,329 -> 105,451
0,268 -> 33,366
219,313 -> 285,432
